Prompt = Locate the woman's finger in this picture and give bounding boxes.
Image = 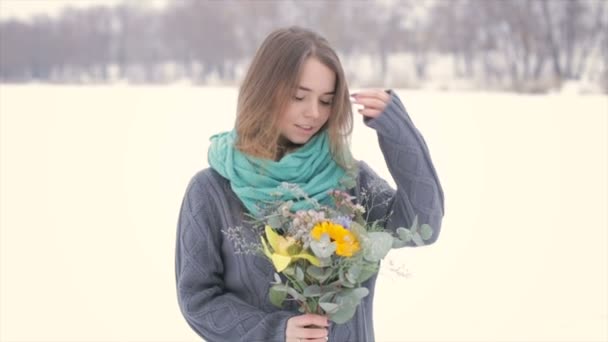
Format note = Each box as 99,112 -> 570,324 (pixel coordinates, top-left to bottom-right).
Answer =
292,326 -> 328,339
290,314 -> 329,328
357,107 -> 382,118
351,88 -> 390,102
351,96 -> 386,111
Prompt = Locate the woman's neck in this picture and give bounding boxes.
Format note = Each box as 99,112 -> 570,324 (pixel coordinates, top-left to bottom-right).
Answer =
275,136 -> 303,161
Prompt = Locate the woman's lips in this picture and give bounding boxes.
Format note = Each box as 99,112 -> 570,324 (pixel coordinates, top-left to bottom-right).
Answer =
295,124 -> 314,133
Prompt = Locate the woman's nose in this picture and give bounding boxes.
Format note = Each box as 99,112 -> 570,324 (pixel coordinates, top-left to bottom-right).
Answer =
304,101 -> 320,118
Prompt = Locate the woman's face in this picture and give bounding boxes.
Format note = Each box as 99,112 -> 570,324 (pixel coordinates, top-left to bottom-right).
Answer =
278,57 -> 336,145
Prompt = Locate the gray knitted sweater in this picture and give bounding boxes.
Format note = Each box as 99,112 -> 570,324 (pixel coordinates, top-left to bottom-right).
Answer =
175,89 -> 445,342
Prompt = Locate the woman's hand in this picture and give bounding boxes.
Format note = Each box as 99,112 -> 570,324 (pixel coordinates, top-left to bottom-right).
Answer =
350,88 -> 391,119
285,313 -> 330,342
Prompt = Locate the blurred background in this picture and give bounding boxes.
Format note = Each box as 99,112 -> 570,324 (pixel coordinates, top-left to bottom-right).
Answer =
0,0 -> 607,92
1,1 -> 607,342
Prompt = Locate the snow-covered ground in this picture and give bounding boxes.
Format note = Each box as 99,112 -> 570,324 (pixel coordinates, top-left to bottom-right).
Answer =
1,85 -> 606,341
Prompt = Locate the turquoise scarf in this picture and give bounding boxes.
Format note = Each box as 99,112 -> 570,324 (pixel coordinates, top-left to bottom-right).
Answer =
207,129 -> 351,217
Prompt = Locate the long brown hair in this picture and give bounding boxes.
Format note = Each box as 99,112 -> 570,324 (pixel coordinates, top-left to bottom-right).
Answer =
234,26 -> 355,171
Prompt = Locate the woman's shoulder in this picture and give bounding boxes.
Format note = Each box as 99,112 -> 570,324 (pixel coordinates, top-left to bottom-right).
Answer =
353,160 -> 376,180
189,167 -> 225,185
183,167 -> 230,204
352,159 -> 393,193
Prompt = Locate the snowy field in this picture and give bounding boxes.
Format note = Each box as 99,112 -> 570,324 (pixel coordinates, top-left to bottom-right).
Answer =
1,85 -> 606,342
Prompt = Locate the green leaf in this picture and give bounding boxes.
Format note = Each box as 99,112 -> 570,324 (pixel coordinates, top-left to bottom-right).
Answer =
310,234 -> 336,258
268,215 -> 282,229
356,262 -> 380,283
319,292 -> 335,303
392,239 -> 408,248
338,205 -> 352,216
269,285 -> 287,307
286,286 -> 305,302
295,266 -> 305,282
409,215 -> 419,231
346,264 -> 361,284
412,233 -> 425,246
363,232 -> 393,262
303,285 -> 322,297
396,227 -> 413,242
338,288 -> 366,305
351,287 -> 369,300
338,269 -> 355,288
329,304 -> 357,324
349,221 -> 367,237
420,224 -> 433,240
283,266 -> 295,277
319,302 -> 340,314
272,284 -> 289,292
307,265 -> 333,283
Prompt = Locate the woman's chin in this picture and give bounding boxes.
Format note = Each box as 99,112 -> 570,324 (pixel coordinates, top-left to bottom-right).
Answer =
284,134 -> 310,145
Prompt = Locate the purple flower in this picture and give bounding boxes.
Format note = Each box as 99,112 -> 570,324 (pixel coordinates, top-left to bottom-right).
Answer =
332,216 -> 352,229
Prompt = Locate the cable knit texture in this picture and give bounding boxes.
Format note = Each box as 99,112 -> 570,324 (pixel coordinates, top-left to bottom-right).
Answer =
175,89 -> 445,341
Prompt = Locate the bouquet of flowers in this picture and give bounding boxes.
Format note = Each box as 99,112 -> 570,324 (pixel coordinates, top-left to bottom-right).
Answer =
227,180 -> 434,324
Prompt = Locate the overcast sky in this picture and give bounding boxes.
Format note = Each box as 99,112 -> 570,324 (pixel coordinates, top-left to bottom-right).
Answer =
0,0 -> 168,20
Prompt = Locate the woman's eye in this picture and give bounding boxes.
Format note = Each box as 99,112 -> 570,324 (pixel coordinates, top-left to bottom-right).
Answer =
294,96 -> 304,101
321,100 -> 332,106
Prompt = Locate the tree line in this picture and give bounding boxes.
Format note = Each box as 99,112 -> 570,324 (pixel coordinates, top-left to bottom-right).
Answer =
1,0 -> 606,93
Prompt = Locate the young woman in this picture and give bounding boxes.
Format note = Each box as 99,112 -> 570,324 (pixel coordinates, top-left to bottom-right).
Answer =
175,26 -> 445,342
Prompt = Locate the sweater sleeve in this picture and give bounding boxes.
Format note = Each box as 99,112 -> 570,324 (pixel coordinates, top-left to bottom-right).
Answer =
175,172 -> 298,342
359,89 -> 445,245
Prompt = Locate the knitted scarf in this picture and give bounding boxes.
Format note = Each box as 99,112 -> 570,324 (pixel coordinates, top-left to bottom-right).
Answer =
207,129 -> 349,217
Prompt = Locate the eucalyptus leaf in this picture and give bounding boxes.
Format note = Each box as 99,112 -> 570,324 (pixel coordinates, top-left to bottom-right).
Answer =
310,234 -> 336,258
295,266 -> 305,282
307,265 -> 332,283
319,302 -> 340,314
338,289 -> 365,305
269,285 -> 287,307
349,221 -> 367,237
392,239 -> 408,248
273,273 -> 282,284
338,205 -> 352,216
412,233 -> 425,246
420,224 -> 433,240
317,256 -> 333,268
283,266 -> 295,277
319,292 -> 335,303
396,227 -> 413,242
346,264 -> 361,284
329,304 -> 357,324
363,232 -> 393,262
356,262 -> 380,283
272,284 -> 289,292
351,287 -> 369,300
336,292 -> 358,306
286,286 -> 305,302
409,215 -> 419,231
303,285 -> 322,297
339,269 -> 355,288
268,216 -> 282,229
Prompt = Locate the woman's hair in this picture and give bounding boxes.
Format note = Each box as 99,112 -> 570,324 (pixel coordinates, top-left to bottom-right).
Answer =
234,25 -> 355,170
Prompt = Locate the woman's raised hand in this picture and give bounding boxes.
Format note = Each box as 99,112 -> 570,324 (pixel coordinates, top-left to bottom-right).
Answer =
350,88 -> 391,119
285,313 -> 330,342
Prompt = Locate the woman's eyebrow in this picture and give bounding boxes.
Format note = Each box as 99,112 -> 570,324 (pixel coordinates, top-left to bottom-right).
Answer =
298,86 -> 335,95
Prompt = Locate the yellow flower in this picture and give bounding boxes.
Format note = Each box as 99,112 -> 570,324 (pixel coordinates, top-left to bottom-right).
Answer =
260,225 -> 320,272
311,221 -> 360,257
